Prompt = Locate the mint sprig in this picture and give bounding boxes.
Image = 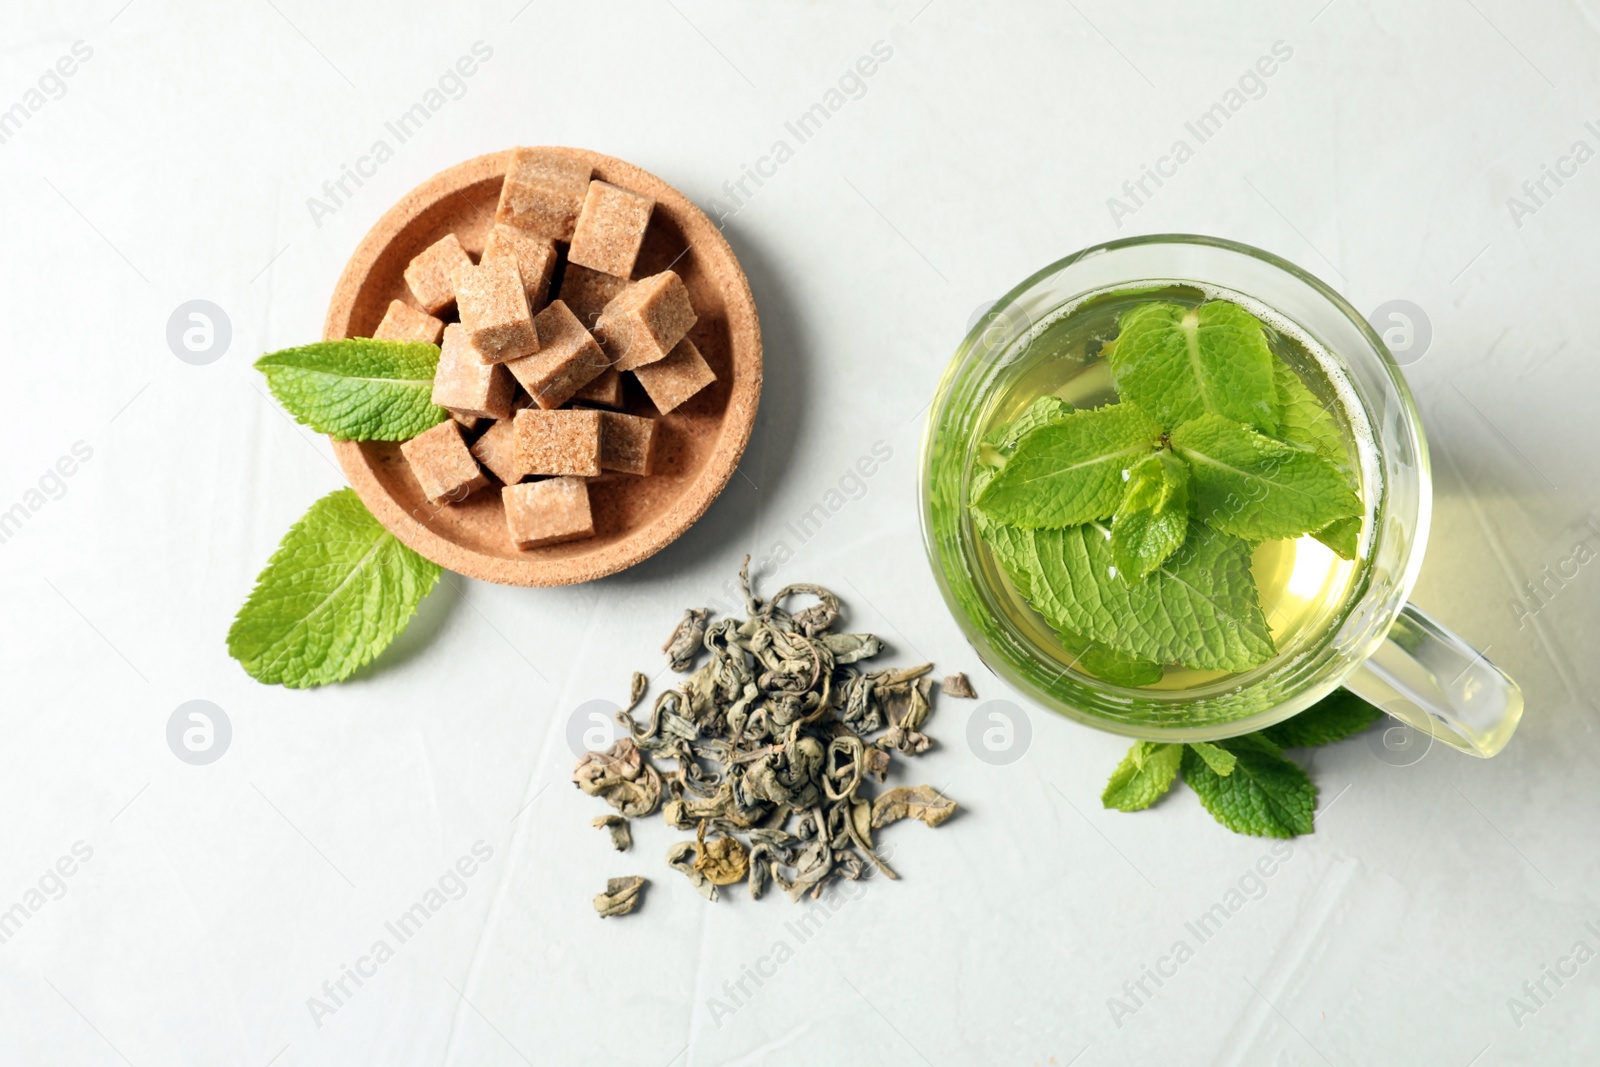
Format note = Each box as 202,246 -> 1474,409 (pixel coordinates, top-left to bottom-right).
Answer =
971,297 -> 1366,681
1100,689 -> 1383,837
228,489 -> 441,688
256,338 -> 447,441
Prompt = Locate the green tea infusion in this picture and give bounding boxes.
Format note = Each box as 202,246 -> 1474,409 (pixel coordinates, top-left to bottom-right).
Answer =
969,286 -> 1373,690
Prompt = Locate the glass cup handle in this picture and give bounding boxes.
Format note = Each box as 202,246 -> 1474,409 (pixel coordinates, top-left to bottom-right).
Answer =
1342,602 -> 1524,758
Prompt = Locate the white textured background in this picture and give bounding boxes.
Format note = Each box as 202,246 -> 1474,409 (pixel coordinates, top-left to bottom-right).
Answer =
2,1 -> 1598,1064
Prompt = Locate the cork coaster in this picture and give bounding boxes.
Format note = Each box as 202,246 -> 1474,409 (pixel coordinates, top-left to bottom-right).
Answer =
324,148 -> 762,586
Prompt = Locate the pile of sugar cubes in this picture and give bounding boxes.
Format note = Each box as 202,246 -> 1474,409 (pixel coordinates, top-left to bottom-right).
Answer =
378,148 -> 717,549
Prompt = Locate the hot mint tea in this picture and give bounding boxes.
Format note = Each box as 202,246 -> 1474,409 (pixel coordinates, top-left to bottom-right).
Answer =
969,285 -> 1373,690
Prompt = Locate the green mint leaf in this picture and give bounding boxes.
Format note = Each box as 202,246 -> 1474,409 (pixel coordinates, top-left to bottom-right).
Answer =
1261,688 -> 1384,748
1074,641 -> 1165,687
1021,520 -> 1275,671
973,403 -> 1161,528
1110,452 -> 1191,581
1181,736 -> 1315,838
1273,360 -> 1351,473
1172,414 -> 1361,542
1187,741 -> 1238,776
1109,300 -> 1278,433
1102,742 -> 1183,812
256,339 -> 447,441
1314,516 -> 1361,560
982,395 -> 1075,451
227,488 -> 442,688
1275,363 -> 1364,558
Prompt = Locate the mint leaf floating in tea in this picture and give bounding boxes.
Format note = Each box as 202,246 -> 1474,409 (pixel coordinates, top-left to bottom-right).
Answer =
572,559 -> 961,914
255,338 -> 447,441
1101,742 -> 1183,812
1180,735 -> 1315,839
1110,451 -> 1191,580
1109,300 -> 1279,433
974,402 -> 1162,527
1273,359 -> 1351,472
227,488 -> 441,687
1313,515 -> 1361,561
1172,413 -> 1360,542
1023,521 -> 1275,671
1260,687 -> 1384,748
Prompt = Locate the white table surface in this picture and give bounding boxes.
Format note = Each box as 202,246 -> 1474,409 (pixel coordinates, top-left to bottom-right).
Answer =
4,1 -> 1599,1064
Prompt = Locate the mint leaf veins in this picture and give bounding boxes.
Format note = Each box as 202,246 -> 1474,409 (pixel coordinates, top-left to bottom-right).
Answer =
256,338 -> 448,441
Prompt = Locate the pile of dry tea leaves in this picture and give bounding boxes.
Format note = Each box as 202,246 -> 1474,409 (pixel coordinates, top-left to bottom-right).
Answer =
576,559 -> 966,917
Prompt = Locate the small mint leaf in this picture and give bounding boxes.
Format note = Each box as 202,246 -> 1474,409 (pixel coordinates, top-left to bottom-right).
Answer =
1187,741 -> 1237,776
1102,742 -> 1183,812
256,338 -> 447,441
227,489 -> 442,688
1110,452 -> 1191,581
1172,414 -> 1361,542
1261,689 -> 1384,748
1074,641 -> 1165,687
1109,301 -> 1279,433
982,395 -> 1075,451
1274,360 -> 1352,474
1181,738 -> 1315,838
1314,516 -> 1361,560
974,403 -> 1162,528
1021,520 -> 1275,671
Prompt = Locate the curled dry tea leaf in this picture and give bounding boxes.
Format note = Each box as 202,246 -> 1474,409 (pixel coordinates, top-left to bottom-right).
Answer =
662,608 -> 710,672
871,786 -> 958,829
571,558 -> 964,916
592,815 -> 631,852
694,824 -> 750,886
593,875 -> 647,918
667,841 -> 718,901
943,672 -> 977,699
573,737 -> 662,818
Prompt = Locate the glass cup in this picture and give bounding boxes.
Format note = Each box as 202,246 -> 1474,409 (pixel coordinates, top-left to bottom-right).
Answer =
919,234 -> 1523,757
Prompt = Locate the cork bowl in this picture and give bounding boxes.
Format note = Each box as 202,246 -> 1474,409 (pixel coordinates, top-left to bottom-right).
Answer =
324,148 -> 762,586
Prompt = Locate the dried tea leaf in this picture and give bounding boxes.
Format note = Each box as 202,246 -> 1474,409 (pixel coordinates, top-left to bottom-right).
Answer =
667,840 -> 718,901
943,672 -> 977,699
573,738 -> 662,818
871,786 -> 958,829
593,876 -> 646,918
694,825 -> 750,886
663,608 -> 710,672
592,815 -> 631,852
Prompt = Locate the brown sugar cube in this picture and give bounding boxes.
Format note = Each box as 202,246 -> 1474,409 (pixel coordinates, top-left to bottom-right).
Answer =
514,408 -> 602,477
633,336 -> 716,414
599,411 -> 656,475
558,263 -> 630,330
504,300 -> 608,409
469,417 -> 525,484
571,367 -> 624,408
403,233 -> 473,315
450,411 -> 481,431
482,224 -> 557,311
494,148 -> 592,241
373,300 -> 445,345
400,420 -> 488,504
432,324 -> 516,420
452,258 -> 538,362
596,271 -> 697,371
568,181 -> 655,278
502,477 -> 594,549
